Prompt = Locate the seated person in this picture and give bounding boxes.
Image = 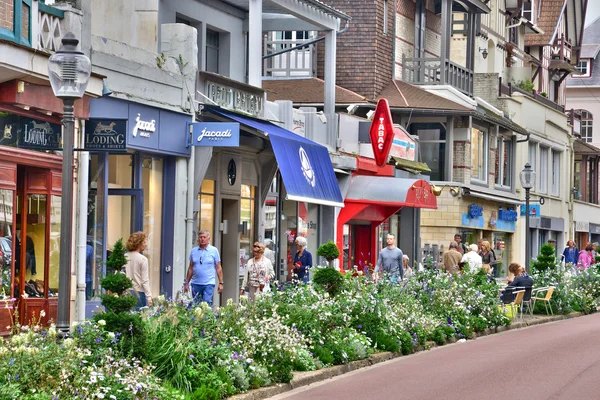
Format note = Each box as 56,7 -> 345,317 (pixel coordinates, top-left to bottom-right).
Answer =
501,262 -> 533,303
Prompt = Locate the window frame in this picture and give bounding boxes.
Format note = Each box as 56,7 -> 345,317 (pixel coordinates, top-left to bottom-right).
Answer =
538,146 -> 549,194
573,59 -> 591,78
580,110 -> 593,143
551,149 -> 561,197
471,126 -> 489,185
494,135 -> 514,190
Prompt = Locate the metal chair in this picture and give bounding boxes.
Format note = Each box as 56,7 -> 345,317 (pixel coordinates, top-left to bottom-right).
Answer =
501,288 -> 525,320
532,286 -> 555,315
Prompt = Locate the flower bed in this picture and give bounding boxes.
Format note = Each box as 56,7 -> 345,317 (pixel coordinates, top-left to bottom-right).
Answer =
0,269 -> 527,399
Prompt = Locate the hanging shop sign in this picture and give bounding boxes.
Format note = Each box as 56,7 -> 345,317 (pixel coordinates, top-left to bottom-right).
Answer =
0,114 -> 62,150
188,122 -> 240,147
389,124 -> 416,161
84,119 -> 127,151
369,98 -> 395,167
519,204 -> 540,217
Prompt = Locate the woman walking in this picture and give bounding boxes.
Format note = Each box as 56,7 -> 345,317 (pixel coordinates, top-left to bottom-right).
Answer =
240,242 -> 274,301
293,236 -> 313,283
125,231 -> 152,309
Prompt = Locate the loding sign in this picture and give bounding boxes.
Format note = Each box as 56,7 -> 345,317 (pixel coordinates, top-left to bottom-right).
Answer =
188,122 -> 240,147
369,98 -> 395,167
18,118 -> 62,150
84,119 -> 127,151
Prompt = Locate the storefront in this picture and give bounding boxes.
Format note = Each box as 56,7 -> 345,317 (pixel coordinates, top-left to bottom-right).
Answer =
0,80 -> 92,333
193,97 -> 343,304
85,97 -> 191,316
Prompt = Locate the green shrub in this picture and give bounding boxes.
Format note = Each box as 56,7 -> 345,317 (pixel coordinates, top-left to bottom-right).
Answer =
398,331 -> 413,355
516,78 -> 535,93
312,267 -> 344,297
317,240 -> 340,266
531,244 -> 558,272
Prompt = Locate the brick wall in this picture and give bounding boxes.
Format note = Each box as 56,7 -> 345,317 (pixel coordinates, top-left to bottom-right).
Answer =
453,140 -> 471,183
316,0 -> 394,99
0,0 -> 14,31
21,1 -> 29,41
473,73 -> 506,111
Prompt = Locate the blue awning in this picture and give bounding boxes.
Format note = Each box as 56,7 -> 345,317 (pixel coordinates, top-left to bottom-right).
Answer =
205,106 -> 344,208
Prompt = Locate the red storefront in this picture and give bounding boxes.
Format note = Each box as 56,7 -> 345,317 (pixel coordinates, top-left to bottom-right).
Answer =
336,157 -> 437,272
0,80 -> 89,333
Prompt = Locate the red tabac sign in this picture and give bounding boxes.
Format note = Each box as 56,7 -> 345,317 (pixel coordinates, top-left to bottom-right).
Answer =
369,99 -> 395,167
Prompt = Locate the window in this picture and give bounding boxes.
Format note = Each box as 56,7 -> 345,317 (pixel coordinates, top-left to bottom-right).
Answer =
580,110 -> 593,143
522,1 -> 533,22
551,150 -> 561,196
509,18 -> 519,46
471,127 -> 488,183
198,180 -> 215,235
528,142 -> 537,171
383,0 -> 389,34
574,161 -> 581,200
538,146 -> 548,193
574,60 -> 590,77
495,137 -> 513,188
206,29 -> 219,74
414,0 -> 426,58
409,123 -> 446,181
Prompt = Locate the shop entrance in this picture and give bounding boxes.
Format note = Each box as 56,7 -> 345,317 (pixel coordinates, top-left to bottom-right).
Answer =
106,189 -> 143,245
220,198 -> 240,306
14,166 -> 61,327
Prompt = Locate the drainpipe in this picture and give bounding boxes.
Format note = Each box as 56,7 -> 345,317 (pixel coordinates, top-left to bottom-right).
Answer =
185,127 -> 195,271
76,121 -> 89,322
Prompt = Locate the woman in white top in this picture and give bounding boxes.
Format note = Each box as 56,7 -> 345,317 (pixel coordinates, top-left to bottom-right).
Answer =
461,244 -> 483,273
125,231 -> 152,309
240,241 -> 275,301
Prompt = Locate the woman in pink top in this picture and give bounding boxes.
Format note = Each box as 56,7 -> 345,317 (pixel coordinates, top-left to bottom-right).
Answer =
577,243 -> 594,269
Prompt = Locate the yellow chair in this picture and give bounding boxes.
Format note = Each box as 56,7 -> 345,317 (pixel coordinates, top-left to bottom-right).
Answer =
505,289 -> 525,320
532,286 -> 555,315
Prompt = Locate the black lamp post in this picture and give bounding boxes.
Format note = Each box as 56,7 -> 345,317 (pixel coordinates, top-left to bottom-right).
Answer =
519,163 -> 536,272
48,32 -> 91,332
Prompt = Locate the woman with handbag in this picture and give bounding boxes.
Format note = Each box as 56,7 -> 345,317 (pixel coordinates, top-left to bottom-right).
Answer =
240,242 -> 274,301
479,240 -> 496,275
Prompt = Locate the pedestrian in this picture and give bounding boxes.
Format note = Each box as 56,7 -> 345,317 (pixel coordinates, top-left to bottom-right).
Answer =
240,241 -> 275,301
577,243 -> 594,270
184,230 -> 223,306
461,244 -> 483,273
454,234 -> 467,254
263,238 -> 276,267
403,255 -> 413,278
561,240 -> 579,266
593,242 -> 599,259
442,241 -> 463,274
375,233 -> 404,281
293,236 -> 313,283
124,231 -> 152,309
501,262 -> 533,303
479,240 -> 497,275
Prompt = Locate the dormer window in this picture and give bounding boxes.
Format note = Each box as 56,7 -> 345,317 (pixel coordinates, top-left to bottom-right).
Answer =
522,1 -> 533,23
574,59 -> 591,78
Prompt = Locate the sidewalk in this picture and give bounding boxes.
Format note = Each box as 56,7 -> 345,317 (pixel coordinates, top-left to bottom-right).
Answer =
230,311 -> 583,400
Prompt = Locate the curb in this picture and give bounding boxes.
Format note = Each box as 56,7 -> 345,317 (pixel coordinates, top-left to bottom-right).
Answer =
229,312 -> 584,400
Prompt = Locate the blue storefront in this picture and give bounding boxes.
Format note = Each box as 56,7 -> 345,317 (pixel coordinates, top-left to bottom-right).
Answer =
85,97 -> 191,315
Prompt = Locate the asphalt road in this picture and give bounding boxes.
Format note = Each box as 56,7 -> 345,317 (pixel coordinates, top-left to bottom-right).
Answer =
269,313 -> 600,400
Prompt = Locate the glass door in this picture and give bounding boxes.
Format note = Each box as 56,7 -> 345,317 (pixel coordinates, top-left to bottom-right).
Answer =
107,189 -> 143,249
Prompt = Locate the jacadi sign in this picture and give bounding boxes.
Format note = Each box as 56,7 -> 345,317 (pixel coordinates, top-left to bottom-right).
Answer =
188,122 -> 240,147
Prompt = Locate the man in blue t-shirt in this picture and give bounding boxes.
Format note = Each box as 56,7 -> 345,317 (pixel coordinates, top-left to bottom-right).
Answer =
184,230 -> 223,306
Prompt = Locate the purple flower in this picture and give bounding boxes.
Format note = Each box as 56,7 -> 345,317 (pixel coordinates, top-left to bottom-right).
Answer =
77,326 -> 83,335
358,324 -> 363,329
189,354 -> 195,359
8,358 -> 14,366
95,337 -> 102,343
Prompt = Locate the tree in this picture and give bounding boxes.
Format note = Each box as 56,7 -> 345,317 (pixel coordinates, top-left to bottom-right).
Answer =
531,244 -> 558,272
317,240 -> 340,268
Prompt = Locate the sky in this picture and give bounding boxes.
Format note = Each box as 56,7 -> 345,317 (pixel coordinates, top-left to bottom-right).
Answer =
586,1 -> 600,27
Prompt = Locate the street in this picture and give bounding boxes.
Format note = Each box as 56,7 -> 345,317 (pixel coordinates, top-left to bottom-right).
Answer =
269,314 -> 600,400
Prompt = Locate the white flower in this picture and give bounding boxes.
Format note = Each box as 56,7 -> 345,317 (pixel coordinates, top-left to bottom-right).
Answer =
63,338 -> 75,348
107,332 -> 115,339
39,310 -> 46,318
97,319 -> 106,326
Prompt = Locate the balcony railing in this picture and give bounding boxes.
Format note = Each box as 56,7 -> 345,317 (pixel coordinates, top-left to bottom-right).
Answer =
498,77 -> 565,113
263,38 -> 316,78
401,54 -> 474,97
550,35 -> 572,62
0,0 -> 64,52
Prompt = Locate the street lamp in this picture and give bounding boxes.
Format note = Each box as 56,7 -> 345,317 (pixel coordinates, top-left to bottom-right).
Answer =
519,163 -> 536,272
48,32 -> 91,332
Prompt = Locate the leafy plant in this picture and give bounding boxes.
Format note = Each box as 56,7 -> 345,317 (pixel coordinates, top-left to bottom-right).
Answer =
540,92 -> 548,97
156,52 -> 167,69
516,78 -> 535,93
531,244 -> 557,272
312,267 -> 344,296
317,240 -> 340,267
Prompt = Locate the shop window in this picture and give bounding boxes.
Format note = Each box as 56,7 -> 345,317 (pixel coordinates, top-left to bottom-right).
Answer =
409,123 -> 446,181
21,194 -> 47,297
142,156 -> 163,298
538,146 -> 548,194
108,154 -> 133,189
551,150 -> 560,197
198,180 -> 215,235
280,197 -> 298,280
297,202 -> 319,263
48,196 -> 60,298
0,190 -> 13,298
240,184 -> 256,270
87,155 -> 105,300
471,127 -> 488,184
495,137 -> 513,189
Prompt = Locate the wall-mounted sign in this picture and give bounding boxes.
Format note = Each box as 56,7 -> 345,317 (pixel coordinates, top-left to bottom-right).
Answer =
575,221 -> 590,233
369,98 -> 394,167
84,119 -> 127,151
498,207 -> 518,222
205,81 -> 264,117
468,204 -> 483,219
292,109 -> 306,137
188,122 -> 240,147
18,118 -> 62,150
389,124 -> 416,161
519,204 -> 540,217
132,113 -> 156,138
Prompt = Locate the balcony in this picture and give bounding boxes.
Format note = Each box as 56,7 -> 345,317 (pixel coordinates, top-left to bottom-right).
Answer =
401,54 -> 474,97
550,35 -> 572,63
0,0 -> 64,52
498,77 -> 565,113
263,38 -> 317,78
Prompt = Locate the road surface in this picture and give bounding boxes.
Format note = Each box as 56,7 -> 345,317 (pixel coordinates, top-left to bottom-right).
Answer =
269,313 -> 600,400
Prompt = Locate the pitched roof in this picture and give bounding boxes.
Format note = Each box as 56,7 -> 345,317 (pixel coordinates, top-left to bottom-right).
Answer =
525,0 -> 566,46
573,139 -> 600,154
375,80 -> 472,111
582,17 -> 600,45
263,78 -> 369,104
